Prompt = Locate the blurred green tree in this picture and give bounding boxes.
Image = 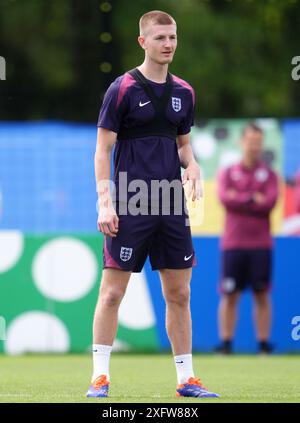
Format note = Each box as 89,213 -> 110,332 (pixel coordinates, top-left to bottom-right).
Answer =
0,0 -> 299,121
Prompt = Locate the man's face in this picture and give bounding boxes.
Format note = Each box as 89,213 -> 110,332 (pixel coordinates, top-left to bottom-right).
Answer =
241,129 -> 263,162
139,24 -> 177,65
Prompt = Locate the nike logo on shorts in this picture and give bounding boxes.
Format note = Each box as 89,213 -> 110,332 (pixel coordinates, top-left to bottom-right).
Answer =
175,360 -> 184,364
139,100 -> 151,107
184,254 -> 193,261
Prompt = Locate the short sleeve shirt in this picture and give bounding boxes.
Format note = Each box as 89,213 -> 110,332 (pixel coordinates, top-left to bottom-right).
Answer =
97,71 -> 195,199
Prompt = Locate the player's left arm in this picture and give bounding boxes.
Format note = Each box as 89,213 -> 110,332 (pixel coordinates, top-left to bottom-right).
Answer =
177,133 -> 202,201
250,171 -> 280,214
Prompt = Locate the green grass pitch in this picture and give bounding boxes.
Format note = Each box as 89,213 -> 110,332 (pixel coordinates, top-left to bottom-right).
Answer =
0,354 -> 299,403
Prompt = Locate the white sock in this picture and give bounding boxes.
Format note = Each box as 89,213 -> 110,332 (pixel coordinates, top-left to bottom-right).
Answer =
91,343 -> 112,382
174,353 -> 194,384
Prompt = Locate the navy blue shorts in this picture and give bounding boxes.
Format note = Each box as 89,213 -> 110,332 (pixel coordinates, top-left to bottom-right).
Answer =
103,209 -> 196,273
219,249 -> 272,294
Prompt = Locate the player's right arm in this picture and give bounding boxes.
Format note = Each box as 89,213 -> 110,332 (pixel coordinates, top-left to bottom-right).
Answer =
95,75 -> 127,237
95,127 -> 119,237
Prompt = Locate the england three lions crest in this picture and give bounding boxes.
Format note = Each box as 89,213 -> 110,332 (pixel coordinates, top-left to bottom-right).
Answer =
172,97 -> 181,112
120,246 -> 132,262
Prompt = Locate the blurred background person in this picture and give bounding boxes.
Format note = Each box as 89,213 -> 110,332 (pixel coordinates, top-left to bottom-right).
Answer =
295,168 -> 300,214
216,123 -> 279,355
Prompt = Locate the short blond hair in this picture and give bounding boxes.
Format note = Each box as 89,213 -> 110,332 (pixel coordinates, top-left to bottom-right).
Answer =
139,10 -> 176,36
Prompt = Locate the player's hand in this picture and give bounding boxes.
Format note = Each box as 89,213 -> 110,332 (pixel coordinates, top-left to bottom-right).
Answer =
97,206 -> 119,237
253,192 -> 266,204
182,161 -> 202,201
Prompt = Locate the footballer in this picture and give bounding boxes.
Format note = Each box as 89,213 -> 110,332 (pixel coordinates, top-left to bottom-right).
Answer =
86,10 -> 219,399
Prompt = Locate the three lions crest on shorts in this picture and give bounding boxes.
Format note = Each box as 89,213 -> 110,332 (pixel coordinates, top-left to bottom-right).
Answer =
171,97 -> 181,112
120,247 -> 133,262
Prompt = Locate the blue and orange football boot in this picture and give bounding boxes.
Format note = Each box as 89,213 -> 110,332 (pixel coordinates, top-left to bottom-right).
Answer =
86,375 -> 110,398
176,377 -> 220,398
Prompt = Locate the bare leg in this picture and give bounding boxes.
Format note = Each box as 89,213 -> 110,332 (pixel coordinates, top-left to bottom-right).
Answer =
93,268 -> 131,345
159,268 -> 192,355
253,290 -> 272,341
158,268 -> 219,394
218,292 -> 241,340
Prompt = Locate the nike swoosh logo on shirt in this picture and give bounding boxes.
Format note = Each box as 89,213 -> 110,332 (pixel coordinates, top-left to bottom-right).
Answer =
139,100 -> 151,107
184,254 -> 193,261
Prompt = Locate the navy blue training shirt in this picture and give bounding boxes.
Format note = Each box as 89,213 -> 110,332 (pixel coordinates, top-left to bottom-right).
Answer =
97,70 -> 195,203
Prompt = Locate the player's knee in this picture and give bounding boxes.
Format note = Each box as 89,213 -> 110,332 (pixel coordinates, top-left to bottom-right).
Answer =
254,290 -> 269,306
100,288 -> 124,308
165,288 -> 190,307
